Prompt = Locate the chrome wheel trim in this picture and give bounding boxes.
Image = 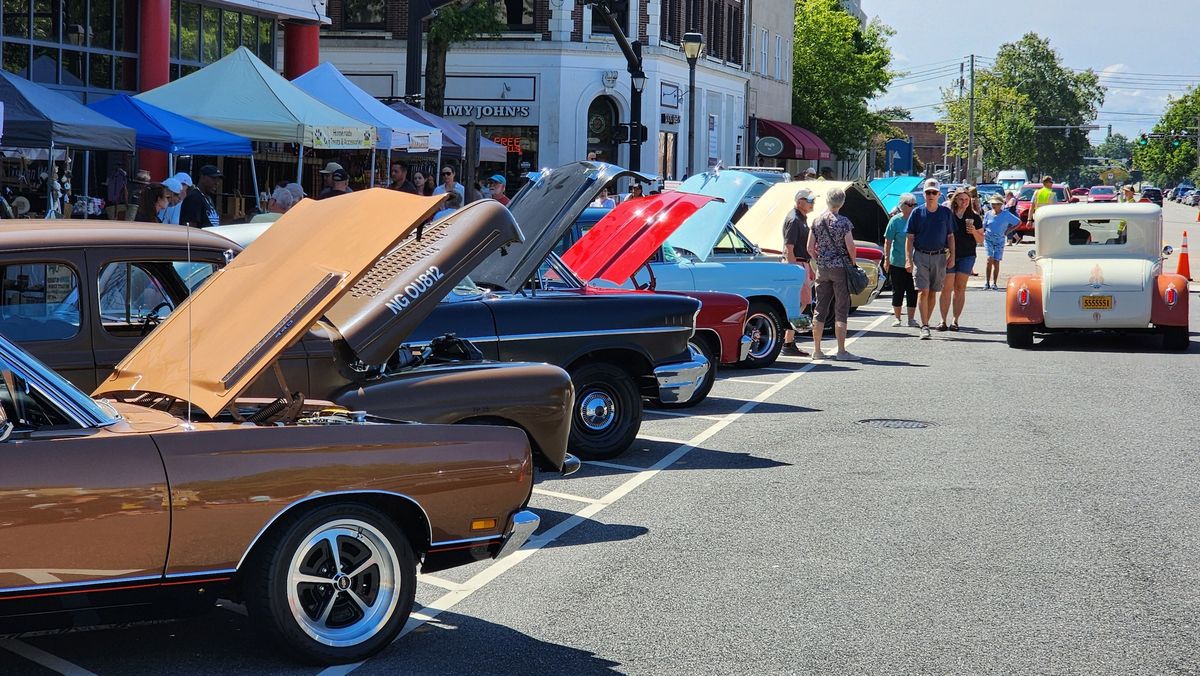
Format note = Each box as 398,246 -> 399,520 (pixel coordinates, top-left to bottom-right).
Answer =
744,312 -> 777,360
578,389 -> 618,431
286,518 -> 400,648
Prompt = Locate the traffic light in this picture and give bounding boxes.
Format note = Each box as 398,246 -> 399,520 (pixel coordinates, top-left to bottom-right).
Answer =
1138,133 -> 1148,146
612,123 -> 630,143
1173,137 -> 1183,148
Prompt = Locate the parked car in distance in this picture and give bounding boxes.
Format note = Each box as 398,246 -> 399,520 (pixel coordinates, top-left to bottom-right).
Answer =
3,214 -> 578,475
0,190 -> 544,665
1184,190 -> 1199,206
976,183 -> 1005,201
1088,185 -> 1117,202
996,169 -> 1030,195
1005,203 -> 1188,350
1140,187 -> 1163,205
1013,183 -> 1073,241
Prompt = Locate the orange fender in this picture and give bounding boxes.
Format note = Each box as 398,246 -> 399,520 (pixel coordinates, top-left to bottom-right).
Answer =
1006,275 -> 1044,324
1151,273 -> 1189,327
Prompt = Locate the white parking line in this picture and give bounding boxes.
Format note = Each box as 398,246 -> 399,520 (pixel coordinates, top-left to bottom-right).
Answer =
0,639 -> 97,676
583,460 -> 646,472
636,434 -> 688,445
642,409 -> 726,421
531,487 -> 601,504
315,311 -> 892,676
723,377 -> 784,386
417,575 -> 462,592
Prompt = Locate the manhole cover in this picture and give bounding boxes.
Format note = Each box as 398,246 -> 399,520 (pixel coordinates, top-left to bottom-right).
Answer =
855,418 -> 936,429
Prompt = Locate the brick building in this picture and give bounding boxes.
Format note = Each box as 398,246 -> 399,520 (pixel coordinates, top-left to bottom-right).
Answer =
888,120 -> 961,178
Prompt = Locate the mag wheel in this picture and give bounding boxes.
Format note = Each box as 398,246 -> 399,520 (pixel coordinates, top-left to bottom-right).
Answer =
1006,323 -> 1034,348
245,504 -> 416,665
738,302 -> 784,368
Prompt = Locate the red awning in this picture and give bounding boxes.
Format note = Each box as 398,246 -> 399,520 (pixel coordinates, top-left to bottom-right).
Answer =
756,118 -> 831,161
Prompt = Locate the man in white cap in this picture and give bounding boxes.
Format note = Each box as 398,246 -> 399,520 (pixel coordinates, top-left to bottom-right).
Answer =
160,172 -> 191,224
319,162 -> 352,195
781,187 -> 816,356
904,178 -> 956,339
157,177 -> 184,223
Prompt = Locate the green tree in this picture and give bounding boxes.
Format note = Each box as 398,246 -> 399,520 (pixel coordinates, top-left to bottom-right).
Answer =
939,34 -> 1103,178
938,69 -> 1036,177
424,2 -> 504,116
1094,132 -> 1132,161
791,0 -> 895,157
1131,88 -> 1200,186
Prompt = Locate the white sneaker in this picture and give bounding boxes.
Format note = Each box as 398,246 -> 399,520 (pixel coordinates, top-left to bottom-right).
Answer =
920,326 -> 932,340
835,351 -> 861,361
891,317 -> 903,327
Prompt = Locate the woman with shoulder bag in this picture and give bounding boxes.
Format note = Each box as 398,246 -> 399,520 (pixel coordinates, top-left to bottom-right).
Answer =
806,187 -> 862,361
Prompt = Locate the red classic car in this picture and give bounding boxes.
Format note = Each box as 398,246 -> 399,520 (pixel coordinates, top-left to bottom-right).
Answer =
1014,183 -> 1074,241
1088,185 -> 1117,203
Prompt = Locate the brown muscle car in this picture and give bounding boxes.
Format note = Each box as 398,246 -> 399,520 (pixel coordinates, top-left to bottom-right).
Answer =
0,220 -> 575,473
0,191 -> 545,665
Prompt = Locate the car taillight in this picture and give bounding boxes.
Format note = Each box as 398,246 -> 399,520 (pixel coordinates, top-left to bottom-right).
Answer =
1017,285 -> 1030,306
1165,283 -> 1179,307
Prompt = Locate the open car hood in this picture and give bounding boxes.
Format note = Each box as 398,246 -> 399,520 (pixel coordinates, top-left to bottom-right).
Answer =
96,190 -> 521,417
738,180 -> 890,249
472,161 -> 654,292
562,192 -> 716,284
666,171 -> 763,261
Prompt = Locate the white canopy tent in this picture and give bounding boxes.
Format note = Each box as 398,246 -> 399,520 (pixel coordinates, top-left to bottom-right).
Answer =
137,47 -> 376,183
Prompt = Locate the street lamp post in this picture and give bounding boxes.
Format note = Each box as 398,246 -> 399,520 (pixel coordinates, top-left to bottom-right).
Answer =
630,43 -> 646,173
682,32 -> 705,178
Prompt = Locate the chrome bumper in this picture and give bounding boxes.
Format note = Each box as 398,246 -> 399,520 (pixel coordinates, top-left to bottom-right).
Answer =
653,346 -> 711,404
737,335 -> 752,362
561,453 -> 581,476
496,510 -> 540,560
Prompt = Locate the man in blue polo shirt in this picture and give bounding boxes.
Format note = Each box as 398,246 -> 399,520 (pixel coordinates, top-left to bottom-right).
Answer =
905,178 -> 957,340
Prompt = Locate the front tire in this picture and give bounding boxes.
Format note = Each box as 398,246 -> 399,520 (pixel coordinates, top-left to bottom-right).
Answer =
738,301 -> 785,368
653,337 -> 716,409
244,504 -> 416,665
1162,325 -> 1190,351
568,362 -> 641,460
1006,323 -> 1034,348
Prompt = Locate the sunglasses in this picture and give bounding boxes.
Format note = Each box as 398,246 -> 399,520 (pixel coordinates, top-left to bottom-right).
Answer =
441,171 -> 453,176
924,190 -> 940,195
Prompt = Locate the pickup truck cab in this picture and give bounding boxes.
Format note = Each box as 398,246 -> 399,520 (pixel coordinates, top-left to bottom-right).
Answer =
1005,203 -> 1189,350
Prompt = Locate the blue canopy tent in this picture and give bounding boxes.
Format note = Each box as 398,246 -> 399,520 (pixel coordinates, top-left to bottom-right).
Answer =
869,175 -> 924,214
88,95 -> 253,156
88,94 -> 260,209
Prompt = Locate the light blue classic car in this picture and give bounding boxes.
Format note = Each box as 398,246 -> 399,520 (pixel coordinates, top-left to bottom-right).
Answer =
557,168 -> 806,368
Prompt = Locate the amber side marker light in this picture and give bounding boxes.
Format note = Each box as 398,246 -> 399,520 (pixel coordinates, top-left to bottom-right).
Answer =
471,518 -> 498,531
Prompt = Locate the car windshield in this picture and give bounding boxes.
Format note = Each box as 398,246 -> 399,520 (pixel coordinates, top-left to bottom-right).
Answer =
1068,218 -> 1128,246
0,335 -> 118,427
1018,186 -> 1068,201
1090,187 -> 1115,195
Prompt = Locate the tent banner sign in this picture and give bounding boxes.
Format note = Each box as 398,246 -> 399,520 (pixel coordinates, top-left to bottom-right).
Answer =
406,133 -> 431,152
311,126 -> 376,149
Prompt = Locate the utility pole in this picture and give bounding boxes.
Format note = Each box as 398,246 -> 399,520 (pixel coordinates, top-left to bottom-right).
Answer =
955,61 -> 964,182
966,54 -> 975,184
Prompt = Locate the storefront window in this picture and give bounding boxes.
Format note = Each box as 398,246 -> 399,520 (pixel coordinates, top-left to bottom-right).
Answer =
241,13 -> 257,52
344,0 -> 385,30
658,131 -> 678,181
3,41 -> 28,75
180,2 -> 200,62
88,52 -> 111,88
222,9 -> 238,55
258,16 -> 273,63
32,0 -> 54,41
31,45 -> 57,83
478,125 -> 540,186
202,6 -> 219,62
586,96 -> 619,164
90,0 -> 112,49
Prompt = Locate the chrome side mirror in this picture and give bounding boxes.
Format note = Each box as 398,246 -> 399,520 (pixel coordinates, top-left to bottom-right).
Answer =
1027,249 -> 1037,260
1163,245 -> 1174,257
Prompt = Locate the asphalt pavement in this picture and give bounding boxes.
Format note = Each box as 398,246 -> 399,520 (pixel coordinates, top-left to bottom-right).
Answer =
3,231 -> 1198,674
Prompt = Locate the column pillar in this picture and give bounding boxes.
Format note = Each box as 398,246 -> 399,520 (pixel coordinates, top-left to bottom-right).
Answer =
284,22 -> 320,79
137,0 -> 171,179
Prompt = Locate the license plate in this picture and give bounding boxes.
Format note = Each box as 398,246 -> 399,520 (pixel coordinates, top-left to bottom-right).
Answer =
1080,295 -> 1113,310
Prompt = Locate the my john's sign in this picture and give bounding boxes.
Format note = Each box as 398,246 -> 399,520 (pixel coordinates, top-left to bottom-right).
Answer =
444,75 -> 538,122
444,104 -> 532,119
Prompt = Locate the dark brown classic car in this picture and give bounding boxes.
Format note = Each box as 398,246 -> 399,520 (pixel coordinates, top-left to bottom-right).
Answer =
0,191 -> 544,664
0,220 -> 576,473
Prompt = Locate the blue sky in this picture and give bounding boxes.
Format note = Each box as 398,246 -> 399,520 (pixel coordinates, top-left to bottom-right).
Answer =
864,0 -> 1200,142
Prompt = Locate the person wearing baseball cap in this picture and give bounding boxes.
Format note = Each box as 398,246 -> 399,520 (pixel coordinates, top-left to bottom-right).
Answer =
781,187 -> 816,356
179,164 -> 221,227
982,192 -> 1020,290
905,177 -> 957,339
318,168 -> 351,200
486,174 -> 510,206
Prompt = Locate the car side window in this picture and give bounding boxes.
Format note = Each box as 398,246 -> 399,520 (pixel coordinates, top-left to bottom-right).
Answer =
0,263 -> 81,341
97,261 -> 218,336
712,226 -> 753,255
0,355 -> 72,430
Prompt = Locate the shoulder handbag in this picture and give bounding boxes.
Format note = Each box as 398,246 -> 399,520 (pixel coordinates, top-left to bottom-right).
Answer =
847,263 -> 869,295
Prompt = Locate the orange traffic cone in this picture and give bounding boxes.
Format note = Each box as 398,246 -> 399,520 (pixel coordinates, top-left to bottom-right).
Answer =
1178,231 -> 1193,281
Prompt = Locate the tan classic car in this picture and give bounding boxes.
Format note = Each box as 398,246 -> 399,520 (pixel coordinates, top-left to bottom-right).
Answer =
0,191 -> 545,664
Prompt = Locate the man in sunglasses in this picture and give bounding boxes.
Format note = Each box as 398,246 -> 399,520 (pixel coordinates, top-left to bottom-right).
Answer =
905,178 -> 956,340
432,165 -> 465,202
781,187 -> 816,356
